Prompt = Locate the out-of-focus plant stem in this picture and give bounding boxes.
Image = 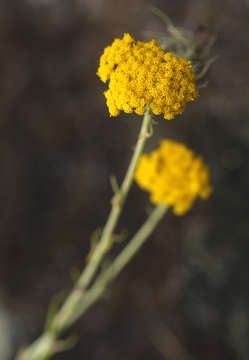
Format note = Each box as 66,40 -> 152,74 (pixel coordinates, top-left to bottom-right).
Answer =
78,204 -> 167,317
16,109 -> 153,360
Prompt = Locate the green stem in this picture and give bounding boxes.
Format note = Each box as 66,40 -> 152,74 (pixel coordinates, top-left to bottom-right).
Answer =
16,110 -> 152,360
80,108 -> 152,289
51,109 -> 152,332
76,204 -> 168,317
18,205 -> 167,360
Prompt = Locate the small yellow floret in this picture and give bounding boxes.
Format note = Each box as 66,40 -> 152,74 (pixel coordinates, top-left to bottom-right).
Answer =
97,33 -> 198,119
135,140 -> 212,215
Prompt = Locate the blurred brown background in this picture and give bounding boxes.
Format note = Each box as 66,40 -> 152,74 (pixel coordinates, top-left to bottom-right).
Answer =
0,0 -> 248,359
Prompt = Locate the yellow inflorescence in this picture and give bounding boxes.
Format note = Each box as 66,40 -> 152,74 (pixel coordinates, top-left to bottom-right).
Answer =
135,140 -> 212,215
97,33 -> 198,120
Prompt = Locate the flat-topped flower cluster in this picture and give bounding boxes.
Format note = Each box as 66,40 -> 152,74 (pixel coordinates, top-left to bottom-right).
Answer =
135,140 -> 211,215
97,33 -> 198,120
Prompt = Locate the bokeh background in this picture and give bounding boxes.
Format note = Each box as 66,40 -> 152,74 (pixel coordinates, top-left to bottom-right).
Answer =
0,0 -> 248,359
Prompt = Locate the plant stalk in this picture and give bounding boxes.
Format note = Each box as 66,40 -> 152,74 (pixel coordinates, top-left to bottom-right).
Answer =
75,204 -> 168,317
16,109 -> 152,360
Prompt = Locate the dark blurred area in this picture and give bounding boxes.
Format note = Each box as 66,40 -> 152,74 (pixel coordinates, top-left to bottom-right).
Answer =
0,0 -> 248,359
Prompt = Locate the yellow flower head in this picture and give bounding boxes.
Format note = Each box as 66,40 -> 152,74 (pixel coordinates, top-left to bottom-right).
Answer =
135,140 -> 212,215
97,33 -> 198,120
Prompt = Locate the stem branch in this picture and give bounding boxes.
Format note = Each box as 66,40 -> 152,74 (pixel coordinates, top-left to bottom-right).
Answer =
76,204 -> 168,317
16,110 -> 152,360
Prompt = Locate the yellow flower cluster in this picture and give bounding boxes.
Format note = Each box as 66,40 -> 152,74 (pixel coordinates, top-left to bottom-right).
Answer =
135,140 -> 211,215
97,33 -> 198,120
